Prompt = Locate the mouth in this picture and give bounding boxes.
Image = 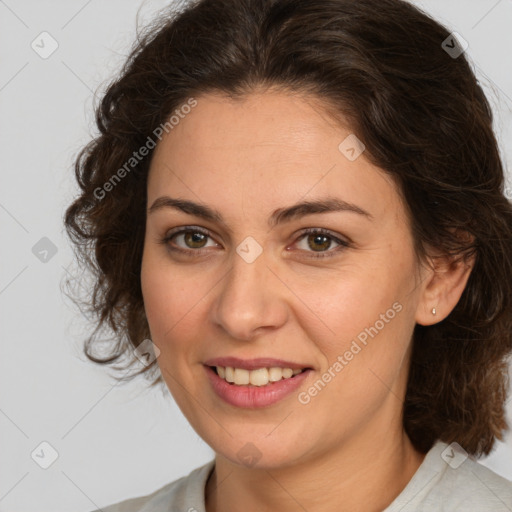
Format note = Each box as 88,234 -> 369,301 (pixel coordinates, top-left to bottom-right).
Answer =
203,360 -> 314,408
208,365 -> 309,386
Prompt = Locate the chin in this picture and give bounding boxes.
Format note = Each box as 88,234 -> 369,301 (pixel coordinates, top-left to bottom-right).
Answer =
203,426 -> 314,470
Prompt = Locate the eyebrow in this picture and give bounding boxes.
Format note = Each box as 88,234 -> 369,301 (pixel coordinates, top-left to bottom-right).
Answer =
147,195 -> 373,228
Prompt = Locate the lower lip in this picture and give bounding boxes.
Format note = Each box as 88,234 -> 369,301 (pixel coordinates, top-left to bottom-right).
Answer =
204,365 -> 312,408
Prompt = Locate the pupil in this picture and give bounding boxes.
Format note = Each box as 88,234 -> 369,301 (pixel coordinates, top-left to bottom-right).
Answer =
309,234 -> 330,251
185,231 -> 206,248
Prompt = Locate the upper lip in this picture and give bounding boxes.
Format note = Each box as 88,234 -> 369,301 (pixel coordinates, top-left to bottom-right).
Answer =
204,357 -> 312,371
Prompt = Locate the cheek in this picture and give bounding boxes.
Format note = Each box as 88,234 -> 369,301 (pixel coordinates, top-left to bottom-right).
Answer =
295,265 -> 412,393
141,250 -> 193,345
289,264 -> 401,351
140,260 -> 201,399
140,250 -> 219,378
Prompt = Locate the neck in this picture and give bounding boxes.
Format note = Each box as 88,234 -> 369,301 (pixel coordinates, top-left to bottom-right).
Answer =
205,423 -> 426,512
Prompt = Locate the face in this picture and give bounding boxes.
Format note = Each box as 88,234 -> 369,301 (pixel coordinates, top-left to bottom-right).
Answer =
141,89 -> 427,469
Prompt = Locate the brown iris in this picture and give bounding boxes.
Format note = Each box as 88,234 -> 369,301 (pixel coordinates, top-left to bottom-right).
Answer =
184,231 -> 208,248
307,234 -> 331,252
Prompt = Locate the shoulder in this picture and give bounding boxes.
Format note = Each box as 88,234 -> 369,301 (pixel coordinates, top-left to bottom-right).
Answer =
386,441 -> 512,512
437,450 -> 512,511
90,459 -> 215,512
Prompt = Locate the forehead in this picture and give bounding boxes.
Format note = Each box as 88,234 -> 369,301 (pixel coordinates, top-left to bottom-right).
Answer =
147,90 -> 406,227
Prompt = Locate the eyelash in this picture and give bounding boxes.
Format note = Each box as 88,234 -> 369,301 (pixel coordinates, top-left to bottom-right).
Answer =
159,226 -> 350,259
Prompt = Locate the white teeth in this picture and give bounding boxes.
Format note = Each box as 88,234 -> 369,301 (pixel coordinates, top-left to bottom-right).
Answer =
225,366 -> 235,383
234,368 -> 250,385
282,368 -> 293,379
215,366 -> 305,386
268,367 -> 283,382
249,368 -> 269,386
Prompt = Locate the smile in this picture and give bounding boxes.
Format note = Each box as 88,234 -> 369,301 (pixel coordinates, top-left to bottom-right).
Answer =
213,365 -> 305,386
204,364 -> 313,408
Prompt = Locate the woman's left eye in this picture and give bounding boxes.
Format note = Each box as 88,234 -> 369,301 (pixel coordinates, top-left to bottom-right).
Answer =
160,227 -> 350,259
293,229 -> 350,258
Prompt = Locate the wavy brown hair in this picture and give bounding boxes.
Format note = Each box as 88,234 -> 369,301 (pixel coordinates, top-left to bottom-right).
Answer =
63,0 -> 512,457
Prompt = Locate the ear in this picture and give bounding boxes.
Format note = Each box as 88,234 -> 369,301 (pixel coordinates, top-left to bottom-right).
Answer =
415,231 -> 476,326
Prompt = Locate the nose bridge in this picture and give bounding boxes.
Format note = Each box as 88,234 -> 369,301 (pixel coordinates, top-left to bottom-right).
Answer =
211,239 -> 286,340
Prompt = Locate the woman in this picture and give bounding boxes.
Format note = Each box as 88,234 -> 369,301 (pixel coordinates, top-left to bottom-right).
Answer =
64,0 -> 512,510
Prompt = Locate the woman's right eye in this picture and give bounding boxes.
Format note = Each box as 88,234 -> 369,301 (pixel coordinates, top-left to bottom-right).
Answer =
160,227 -> 220,255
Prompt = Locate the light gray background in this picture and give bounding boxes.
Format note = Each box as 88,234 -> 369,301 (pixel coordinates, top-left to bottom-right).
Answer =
1,1 -> 511,511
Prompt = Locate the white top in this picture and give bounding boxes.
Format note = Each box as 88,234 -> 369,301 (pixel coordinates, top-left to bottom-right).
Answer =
93,440 -> 512,511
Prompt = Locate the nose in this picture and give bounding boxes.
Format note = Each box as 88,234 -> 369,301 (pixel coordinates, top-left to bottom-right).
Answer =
210,246 -> 288,341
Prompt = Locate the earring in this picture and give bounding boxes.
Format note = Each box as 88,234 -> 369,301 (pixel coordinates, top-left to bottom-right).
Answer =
432,307 -> 436,315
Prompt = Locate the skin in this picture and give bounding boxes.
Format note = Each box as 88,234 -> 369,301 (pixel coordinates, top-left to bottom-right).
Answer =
140,88 -> 475,512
